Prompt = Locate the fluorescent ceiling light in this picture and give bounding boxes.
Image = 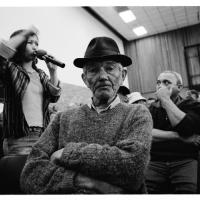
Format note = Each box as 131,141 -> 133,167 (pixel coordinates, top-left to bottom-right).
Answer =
133,26 -> 147,36
119,10 -> 136,23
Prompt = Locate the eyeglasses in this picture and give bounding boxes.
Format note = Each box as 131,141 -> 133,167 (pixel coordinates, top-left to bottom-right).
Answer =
85,61 -> 122,75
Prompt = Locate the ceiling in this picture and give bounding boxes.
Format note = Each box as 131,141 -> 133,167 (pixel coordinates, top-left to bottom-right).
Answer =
90,6 -> 200,41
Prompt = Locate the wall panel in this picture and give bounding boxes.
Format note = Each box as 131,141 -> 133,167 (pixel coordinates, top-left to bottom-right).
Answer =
125,24 -> 200,98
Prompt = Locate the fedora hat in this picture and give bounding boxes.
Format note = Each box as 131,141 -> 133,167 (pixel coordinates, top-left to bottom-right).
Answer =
74,37 -> 132,68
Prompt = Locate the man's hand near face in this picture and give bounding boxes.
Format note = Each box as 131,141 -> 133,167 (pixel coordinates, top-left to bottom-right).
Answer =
156,86 -> 185,127
156,86 -> 172,102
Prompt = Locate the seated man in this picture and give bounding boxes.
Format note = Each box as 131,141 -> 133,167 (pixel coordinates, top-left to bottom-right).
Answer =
146,70 -> 200,194
20,36 -> 152,194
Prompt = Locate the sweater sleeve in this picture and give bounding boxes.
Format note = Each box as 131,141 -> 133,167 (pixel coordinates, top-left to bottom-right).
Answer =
60,105 -> 153,191
20,112 -> 77,194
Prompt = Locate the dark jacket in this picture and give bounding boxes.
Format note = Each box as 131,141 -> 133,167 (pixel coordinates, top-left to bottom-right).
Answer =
0,49 -> 61,139
149,96 -> 200,161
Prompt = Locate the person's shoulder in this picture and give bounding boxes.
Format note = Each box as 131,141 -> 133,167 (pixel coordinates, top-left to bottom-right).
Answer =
119,104 -> 152,127
7,61 -> 20,70
119,103 -> 150,115
179,96 -> 200,106
119,102 -> 143,109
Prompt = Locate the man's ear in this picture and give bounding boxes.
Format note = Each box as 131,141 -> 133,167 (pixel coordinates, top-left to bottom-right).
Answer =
122,68 -> 127,81
178,84 -> 183,90
81,73 -> 89,88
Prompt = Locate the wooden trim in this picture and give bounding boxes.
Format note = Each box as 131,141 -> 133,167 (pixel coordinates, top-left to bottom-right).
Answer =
185,43 -> 200,49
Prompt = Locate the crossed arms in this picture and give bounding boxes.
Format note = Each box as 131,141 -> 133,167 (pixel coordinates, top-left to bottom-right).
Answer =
152,91 -> 200,144
20,105 -> 152,194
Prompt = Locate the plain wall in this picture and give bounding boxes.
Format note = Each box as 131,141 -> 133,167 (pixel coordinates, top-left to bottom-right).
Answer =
0,7 -> 128,87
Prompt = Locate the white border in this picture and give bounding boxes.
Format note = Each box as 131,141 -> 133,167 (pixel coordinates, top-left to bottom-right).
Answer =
0,0 -> 200,7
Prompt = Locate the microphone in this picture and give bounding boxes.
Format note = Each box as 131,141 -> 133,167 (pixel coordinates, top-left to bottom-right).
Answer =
35,49 -> 65,68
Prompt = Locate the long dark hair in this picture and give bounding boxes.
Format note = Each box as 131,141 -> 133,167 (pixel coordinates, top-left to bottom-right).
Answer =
9,29 -> 38,65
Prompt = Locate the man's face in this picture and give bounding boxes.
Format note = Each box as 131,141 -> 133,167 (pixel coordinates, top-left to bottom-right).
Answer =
82,60 -> 126,103
156,72 -> 181,98
24,35 -> 39,61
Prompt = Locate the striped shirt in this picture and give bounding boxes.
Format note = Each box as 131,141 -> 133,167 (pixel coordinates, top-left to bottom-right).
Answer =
0,41 -> 61,139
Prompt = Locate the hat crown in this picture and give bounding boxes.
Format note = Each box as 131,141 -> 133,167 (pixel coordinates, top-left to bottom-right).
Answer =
85,37 -> 120,58
73,36 -> 132,68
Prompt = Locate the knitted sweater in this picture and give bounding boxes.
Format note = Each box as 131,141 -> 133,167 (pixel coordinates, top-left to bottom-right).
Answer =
20,103 -> 152,194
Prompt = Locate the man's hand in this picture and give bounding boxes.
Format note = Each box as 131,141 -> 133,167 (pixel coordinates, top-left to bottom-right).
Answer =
50,148 -> 64,164
42,54 -> 59,87
75,173 -> 124,194
155,87 -> 186,127
180,134 -> 200,146
156,87 -> 171,102
43,55 -> 58,74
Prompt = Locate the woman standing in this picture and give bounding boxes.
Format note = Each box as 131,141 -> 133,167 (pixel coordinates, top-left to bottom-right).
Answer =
0,26 -> 61,193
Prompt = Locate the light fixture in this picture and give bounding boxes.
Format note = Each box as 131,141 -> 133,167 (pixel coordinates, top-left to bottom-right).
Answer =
133,26 -> 147,36
119,10 -> 136,23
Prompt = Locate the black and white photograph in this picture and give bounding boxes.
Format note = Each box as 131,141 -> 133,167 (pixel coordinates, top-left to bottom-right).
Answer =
0,0 -> 200,198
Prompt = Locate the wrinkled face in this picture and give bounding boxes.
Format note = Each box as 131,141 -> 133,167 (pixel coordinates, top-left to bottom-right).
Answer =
156,72 -> 181,98
82,60 -> 126,103
24,35 -> 39,61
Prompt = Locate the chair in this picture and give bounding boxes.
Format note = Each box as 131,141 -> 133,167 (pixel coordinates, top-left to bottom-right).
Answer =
0,155 -> 27,194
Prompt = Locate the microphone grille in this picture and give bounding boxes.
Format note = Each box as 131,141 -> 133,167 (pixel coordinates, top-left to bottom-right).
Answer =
36,49 -> 47,57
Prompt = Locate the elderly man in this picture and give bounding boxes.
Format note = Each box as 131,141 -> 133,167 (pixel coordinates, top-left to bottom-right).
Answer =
146,70 -> 200,194
20,37 -> 152,194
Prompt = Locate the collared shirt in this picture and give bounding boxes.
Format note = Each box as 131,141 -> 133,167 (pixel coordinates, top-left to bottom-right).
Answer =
0,41 -> 61,138
87,95 -> 121,113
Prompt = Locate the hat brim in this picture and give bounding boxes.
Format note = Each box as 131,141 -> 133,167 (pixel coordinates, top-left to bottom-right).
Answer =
129,97 -> 146,104
73,54 -> 132,68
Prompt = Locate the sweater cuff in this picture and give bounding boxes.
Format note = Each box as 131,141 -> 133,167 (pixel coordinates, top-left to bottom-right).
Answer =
60,142 -> 87,166
62,170 -> 76,192
0,40 -> 16,59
